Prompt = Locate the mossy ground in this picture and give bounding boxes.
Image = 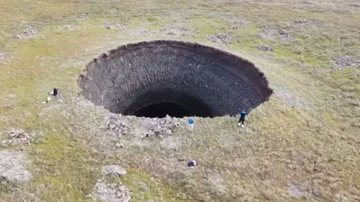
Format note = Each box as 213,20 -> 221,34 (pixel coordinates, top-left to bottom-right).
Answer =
0,0 -> 359,201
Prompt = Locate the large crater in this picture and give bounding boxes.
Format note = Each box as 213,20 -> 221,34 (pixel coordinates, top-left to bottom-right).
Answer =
78,40 -> 272,118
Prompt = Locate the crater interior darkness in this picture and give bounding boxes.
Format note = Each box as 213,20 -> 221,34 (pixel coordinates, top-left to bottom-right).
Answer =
134,102 -> 191,118
78,40 -> 272,118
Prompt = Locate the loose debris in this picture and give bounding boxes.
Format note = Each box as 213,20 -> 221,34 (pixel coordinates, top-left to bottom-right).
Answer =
0,151 -> 32,183
160,24 -> 196,37
63,24 -> 76,31
102,165 -> 127,177
41,96 -> 52,104
91,180 -> 131,202
0,52 -> 10,63
287,184 -> 307,199
257,45 -> 274,51
208,33 -> 233,44
260,27 -> 294,42
274,85 -> 310,109
225,17 -> 248,30
103,22 -> 125,31
160,136 -> 182,151
1,129 -> 38,147
291,19 -> 326,30
207,173 -> 228,196
78,13 -> 89,20
114,142 -> 124,149
218,16 -> 248,30
141,115 -> 180,138
106,115 -> 129,137
0,52 -> 6,60
334,55 -> 359,67
13,25 -> 38,40
91,165 -> 131,202
133,27 -> 157,36
105,114 -> 180,140
0,176 -> 12,192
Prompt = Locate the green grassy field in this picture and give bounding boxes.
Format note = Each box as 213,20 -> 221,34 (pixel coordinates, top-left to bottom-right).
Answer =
0,0 -> 359,201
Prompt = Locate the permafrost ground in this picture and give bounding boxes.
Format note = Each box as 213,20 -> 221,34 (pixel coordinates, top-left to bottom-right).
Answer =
0,0 -> 359,201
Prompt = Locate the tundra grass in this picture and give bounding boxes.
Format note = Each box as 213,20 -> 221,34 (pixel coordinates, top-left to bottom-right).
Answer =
0,0 -> 359,201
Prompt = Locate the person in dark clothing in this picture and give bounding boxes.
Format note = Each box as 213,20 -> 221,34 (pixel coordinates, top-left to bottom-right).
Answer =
238,111 -> 247,127
51,88 -> 59,100
52,88 -> 58,96
187,160 -> 197,168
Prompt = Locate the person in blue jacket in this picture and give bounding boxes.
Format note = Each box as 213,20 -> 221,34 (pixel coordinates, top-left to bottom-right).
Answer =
188,117 -> 194,131
238,111 -> 247,127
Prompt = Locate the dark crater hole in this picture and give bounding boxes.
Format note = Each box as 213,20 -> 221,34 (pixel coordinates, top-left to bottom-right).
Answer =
78,40 -> 272,118
134,102 -> 191,118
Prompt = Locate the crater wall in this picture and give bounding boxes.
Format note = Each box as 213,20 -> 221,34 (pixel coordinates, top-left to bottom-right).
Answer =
78,40 -> 272,117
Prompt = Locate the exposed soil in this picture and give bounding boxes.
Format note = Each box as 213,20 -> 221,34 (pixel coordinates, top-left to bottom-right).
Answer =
78,40 -> 272,118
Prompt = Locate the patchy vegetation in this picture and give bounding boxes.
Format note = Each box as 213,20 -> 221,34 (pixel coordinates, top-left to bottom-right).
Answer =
0,0 -> 359,201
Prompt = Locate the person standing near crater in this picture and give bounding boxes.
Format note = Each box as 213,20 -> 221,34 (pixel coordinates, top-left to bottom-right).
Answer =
188,117 -> 195,132
238,111 -> 247,127
52,88 -> 59,99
